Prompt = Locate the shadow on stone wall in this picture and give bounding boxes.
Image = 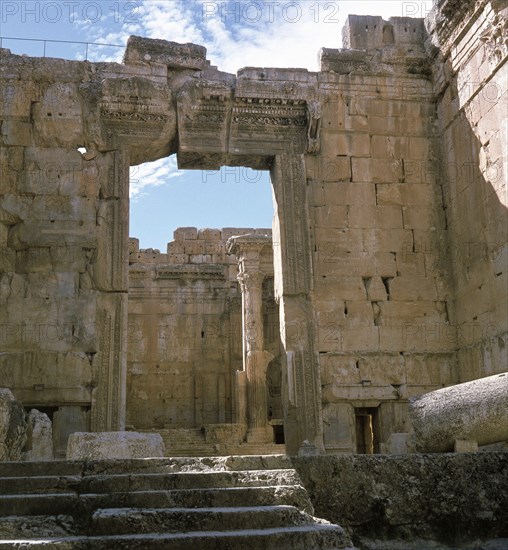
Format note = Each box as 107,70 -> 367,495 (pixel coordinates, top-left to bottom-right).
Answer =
429,2 -> 508,382
293,453 -> 508,547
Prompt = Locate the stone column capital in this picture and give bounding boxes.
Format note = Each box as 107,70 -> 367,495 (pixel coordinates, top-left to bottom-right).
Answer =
237,271 -> 265,292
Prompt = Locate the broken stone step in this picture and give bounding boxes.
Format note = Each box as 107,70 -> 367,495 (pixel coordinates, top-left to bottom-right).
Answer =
79,455 -> 292,475
0,476 -> 82,495
90,505 -> 323,535
0,485 -> 313,516
0,516 -> 78,539
0,469 -> 300,495
0,462 -> 83,478
0,455 -> 292,478
0,524 -> 352,549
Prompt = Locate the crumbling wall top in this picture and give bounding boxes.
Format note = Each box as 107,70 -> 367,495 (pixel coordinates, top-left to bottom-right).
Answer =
123,35 -> 207,70
342,15 -> 426,51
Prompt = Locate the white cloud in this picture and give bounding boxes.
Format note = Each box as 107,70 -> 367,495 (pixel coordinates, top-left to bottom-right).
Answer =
129,156 -> 184,199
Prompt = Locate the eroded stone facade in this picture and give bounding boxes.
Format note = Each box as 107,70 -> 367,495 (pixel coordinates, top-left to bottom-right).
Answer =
0,0 -> 506,456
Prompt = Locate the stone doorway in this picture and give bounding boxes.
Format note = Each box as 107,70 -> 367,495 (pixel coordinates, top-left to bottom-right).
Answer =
355,407 -> 380,454
126,163 -> 290,455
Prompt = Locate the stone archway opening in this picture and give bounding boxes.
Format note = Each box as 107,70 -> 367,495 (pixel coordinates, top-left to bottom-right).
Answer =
125,160 -> 287,455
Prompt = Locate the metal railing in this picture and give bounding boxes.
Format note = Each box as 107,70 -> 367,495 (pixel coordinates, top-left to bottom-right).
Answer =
0,36 -> 125,61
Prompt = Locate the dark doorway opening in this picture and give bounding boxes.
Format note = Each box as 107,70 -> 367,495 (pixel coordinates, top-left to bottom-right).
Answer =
355,407 -> 380,454
273,424 -> 285,444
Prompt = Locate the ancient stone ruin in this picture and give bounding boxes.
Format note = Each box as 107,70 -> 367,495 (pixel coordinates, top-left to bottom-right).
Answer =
0,0 -> 506,547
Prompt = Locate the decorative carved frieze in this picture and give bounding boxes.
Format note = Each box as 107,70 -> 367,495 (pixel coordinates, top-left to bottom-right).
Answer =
155,264 -> 226,280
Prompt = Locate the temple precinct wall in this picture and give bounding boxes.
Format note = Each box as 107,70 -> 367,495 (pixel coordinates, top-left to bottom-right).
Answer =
0,0 -> 506,457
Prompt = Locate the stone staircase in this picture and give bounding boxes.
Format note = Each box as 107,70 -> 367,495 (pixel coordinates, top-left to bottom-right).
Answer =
144,428 -> 286,457
0,455 -> 354,549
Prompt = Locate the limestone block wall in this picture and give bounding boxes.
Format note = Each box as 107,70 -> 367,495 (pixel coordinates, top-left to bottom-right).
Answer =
126,227 -> 280,430
426,0 -> 508,382
311,16 -> 459,454
0,55 -> 134,436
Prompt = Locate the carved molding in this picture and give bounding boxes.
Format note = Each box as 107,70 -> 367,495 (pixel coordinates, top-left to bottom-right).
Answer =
90,295 -> 126,431
101,109 -> 169,123
155,264 -> 226,280
306,100 -> 322,154
480,11 -> 508,65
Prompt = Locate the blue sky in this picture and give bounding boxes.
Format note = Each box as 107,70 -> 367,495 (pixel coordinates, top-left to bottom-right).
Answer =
1,1 -> 431,250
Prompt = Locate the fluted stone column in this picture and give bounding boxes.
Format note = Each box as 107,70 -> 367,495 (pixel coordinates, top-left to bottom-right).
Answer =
238,271 -> 274,442
228,234 -> 274,444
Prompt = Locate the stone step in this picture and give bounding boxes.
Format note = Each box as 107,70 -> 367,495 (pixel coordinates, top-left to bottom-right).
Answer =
0,485 -> 312,517
225,444 -> 285,455
0,469 -> 300,495
0,456 -> 353,548
0,524 -> 351,549
90,505 -> 326,535
0,516 -> 78,539
0,455 -> 292,477
0,506 -> 338,539
0,462 -> 83,478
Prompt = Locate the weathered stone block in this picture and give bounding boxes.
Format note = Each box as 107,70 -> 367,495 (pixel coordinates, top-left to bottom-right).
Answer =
322,131 -> 371,158
23,409 -> 54,461
351,158 -> 404,183
1,121 -> 33,146
67,431 -> 165,460
0,388 -> 27,461
409,373 -> 508,452
124,36 -> 207,70
389,276 -> 438,301
198,228 -> 221,241
363,229 -> 413,254
376,183 -> 435,205
174,227 -> 198,241
312,205 -> 348,228
344,300 -> 375,326
402,206 -> 443,229
204,423 -> 246,445
371,135 -> 408,158
306,156 -> 351,182
345,115 -> 369,132
348,205 -> 403,229
382,432 -> 409,454
454,439 -> 478,452
340,327 -> 380,352
323,182 -> 376,206
314,276 -> 367,301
